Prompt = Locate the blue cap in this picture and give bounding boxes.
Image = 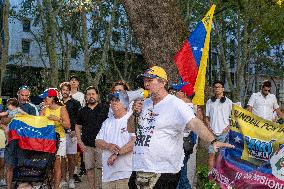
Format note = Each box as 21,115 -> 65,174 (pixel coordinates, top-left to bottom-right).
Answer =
108,91 -> 129,109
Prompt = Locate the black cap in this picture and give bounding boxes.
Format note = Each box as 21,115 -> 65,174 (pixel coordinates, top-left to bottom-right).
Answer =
69,75 -> 79,82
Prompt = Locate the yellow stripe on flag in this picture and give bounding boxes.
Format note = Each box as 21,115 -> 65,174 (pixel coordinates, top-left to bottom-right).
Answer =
193,5 -> 216,105
13,115 -> 55,128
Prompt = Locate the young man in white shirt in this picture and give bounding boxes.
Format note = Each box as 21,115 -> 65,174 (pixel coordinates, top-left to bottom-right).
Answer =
205,80 -> 233,170
127,66 -> 234,189
247,80 -> 284,121
96,91 -> 135,189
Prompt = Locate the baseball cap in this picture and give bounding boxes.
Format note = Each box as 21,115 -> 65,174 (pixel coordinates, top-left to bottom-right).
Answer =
108,91 -> 129,109
39,88 -> 59,99
69,75 -> 79,82
140,66 -> 168,81
171,81 -> 194,97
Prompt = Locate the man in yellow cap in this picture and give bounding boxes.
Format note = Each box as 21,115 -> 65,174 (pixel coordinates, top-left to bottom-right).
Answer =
127,66 -> 234,189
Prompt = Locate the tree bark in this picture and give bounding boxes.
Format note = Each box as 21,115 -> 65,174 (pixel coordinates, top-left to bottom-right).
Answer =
121,0 -> 187,82
0,0 -> 10,96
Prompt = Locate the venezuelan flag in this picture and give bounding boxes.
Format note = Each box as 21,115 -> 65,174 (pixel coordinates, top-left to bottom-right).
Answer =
8,115 -> 57,153
173,5 -> 215,105
209,105 -> 284,188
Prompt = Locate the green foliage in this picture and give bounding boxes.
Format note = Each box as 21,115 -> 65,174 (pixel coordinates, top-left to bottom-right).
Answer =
196,165 -> 220,189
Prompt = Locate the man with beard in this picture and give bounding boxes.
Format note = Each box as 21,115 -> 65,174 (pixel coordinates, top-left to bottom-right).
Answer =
75,86 -> 109,189
60,82 -> 81,188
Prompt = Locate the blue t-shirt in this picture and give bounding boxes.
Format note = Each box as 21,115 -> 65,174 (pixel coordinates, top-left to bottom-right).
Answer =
19,103 -> 38,116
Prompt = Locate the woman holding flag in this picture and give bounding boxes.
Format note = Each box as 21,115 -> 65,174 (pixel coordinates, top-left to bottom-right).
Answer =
39,88 -> 71,189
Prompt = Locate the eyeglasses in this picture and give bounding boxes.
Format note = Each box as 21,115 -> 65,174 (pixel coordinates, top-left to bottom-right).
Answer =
214,86 -> 223,89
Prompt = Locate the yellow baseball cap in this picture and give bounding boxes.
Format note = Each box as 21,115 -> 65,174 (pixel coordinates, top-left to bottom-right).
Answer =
141,66 -> 168,81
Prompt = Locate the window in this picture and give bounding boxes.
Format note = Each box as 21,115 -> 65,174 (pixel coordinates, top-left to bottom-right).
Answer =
230,72 -> 235,85
71,46 -> 78,59
22,39 -> 31,54
212,52 -> 218,66
22,19 -> 31,32
230,55 -> 235,69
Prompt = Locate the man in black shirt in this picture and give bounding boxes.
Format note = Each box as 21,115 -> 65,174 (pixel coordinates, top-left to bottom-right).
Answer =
75,86 -> 108,189
60,82 -> 81,188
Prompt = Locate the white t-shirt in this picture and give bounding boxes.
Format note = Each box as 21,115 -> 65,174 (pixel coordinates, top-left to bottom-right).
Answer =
247,92 -> 280,121
132,94 -> 196,173
96,113 -> 133,182
71,91 -> 85,107
206,97 -> 232,135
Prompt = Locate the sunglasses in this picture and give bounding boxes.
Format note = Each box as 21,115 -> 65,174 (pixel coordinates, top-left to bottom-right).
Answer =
19,85 -> 29,90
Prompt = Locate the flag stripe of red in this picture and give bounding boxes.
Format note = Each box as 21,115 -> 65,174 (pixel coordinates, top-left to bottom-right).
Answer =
173,40 -> 199,87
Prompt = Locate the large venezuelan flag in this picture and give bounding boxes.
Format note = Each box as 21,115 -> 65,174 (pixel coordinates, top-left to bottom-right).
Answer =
173,5 -> 215,105
209,105 -> 284,188
8,115 -> 57,153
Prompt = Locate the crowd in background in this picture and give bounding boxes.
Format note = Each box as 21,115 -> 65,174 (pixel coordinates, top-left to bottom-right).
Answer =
0,66 -> 283,189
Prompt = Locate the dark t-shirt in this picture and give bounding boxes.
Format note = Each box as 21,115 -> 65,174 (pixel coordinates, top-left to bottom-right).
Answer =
76,103 -> 109,147
64,98 -> 81,131
19,103 -> 38,116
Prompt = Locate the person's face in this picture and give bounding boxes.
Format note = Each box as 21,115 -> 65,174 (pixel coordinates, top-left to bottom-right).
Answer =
176,90 -> 186,99
69,78 -> 79,90
113,85 -> 125,92
18,89 -> 30,103
143,77 -> 165,94
43,96 -> 53,106
110,98 -> 125,113
86,89 -> 98,105
213,83 -> 224,96
262,86 -> 271,96
61,86 -> 70,98
7,104 -> 15,111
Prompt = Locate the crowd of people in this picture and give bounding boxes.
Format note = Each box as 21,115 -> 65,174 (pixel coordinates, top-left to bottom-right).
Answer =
0,66 -> 283,189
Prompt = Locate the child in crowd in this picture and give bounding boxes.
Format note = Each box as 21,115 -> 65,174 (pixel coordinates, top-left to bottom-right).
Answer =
0,98 -> 27,118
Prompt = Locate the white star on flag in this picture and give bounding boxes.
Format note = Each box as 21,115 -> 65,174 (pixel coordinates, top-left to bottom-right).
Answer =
234,136 -> 241,143
200,48 -> 203,52
193,47 -> 198,51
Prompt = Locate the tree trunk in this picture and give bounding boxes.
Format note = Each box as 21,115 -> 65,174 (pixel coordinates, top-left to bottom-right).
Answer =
93,0 -> 118,88
45,0 -> 59,87
121,0 -> 187,82
0,0 -> 10,96
81,10 -> 93,86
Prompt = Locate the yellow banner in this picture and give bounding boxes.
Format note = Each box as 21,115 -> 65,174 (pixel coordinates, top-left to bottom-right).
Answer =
231,105 -> 284,165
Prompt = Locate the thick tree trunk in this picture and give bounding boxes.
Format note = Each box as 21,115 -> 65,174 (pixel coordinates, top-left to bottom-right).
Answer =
121,0 -> 187,82
45,0 -> 59,87
0,0 -> 10,96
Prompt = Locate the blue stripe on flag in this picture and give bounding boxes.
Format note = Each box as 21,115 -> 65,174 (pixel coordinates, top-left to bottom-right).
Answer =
9,119 -> 56,140
188,22 -> 206,67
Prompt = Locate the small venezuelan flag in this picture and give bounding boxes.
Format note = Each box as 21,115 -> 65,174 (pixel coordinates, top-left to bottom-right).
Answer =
173,5 -> 216,105
8,115 -> 57,153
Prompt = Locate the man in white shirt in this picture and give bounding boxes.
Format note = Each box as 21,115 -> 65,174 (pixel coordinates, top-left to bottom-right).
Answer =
205,80 -> 232,170
247,80 -> 284,121
96,91 -> 135,189
127,66 -> 234,189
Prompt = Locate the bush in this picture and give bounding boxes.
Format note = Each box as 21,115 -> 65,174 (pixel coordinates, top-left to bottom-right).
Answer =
196,165 -> 220,189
